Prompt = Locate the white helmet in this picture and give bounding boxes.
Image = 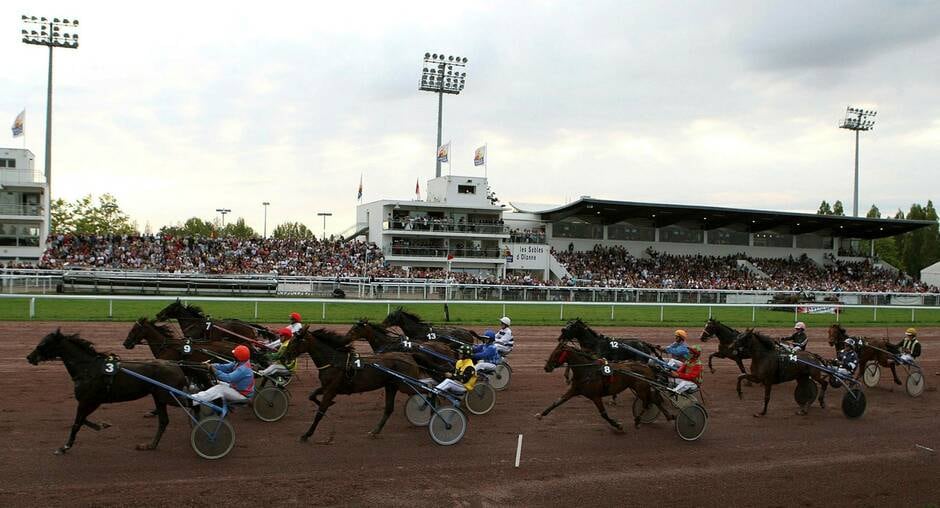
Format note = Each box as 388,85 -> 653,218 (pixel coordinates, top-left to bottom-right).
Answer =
844,338 -> 856,347
794,322 -> 806,330
500,316 -> 511,326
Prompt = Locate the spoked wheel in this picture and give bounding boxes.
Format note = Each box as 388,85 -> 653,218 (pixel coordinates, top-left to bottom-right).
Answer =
252,387 -> 289,422
841,388 -> 867,419
464,383 -> 497,415
489,363 -> 512,391
862,362 -> 881,388
190,416 -> 235,460
428,407 -> 467,446
906,370 -> 925,397
273,373 -> 293,387
404,394 -> 435,426
675,403 -> 708,441
793,379 -> 818,406
631,397 -> 661,424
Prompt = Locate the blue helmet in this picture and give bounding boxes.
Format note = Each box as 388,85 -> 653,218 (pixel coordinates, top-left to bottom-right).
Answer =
483,330 -> 496,341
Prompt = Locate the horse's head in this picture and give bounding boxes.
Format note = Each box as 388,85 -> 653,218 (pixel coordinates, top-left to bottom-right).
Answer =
155,299 -> 184,321
827,323 -> 846,347
559,318 -> 591,344
545,341 -> 575,373
700,318 -> 719,342
27,328 -> 66,365
123,318 -> 148,349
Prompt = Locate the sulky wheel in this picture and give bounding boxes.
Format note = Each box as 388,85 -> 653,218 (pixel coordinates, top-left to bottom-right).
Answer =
464,383 -> 497,415
793,379 -> 818,406
906,371 -> 925,397
190,416 -> 235,460
428,407 -> 467,446
862,362 -> 881,388
489,363 -> 512,391
841,388 -> 867,419
273,373 -> 294,387
632,397 -> 661,424
404,394 -> 435,426
675,403 -> 708,441
252,386 -> 289,422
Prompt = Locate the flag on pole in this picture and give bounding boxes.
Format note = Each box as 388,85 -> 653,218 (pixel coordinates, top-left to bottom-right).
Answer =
11,110 -> 25,138
357,174 -> 363,201
415,178 -> 420,199
437,141 -> 450,163
473,145 -> 486,166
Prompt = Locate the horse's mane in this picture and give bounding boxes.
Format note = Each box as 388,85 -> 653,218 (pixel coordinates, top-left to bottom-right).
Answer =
311,328 -> 354,351
182,302 -> 206,317
830,323 -> 847,336
390,308 -> 425,324
136,317 -> 175,338
744,329 -> 776,350
50,330 -> 101,356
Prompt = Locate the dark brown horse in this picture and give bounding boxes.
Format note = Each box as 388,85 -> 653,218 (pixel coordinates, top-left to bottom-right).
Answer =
827,324 -> 902,385
735,329 -> 830,417
280,326 -> 423,443
558,318 -> 661,362
699,318 -> 749,375
155,299 -> 277,345
124,317 -> 270,368
27,330 -> 191,454
536,342 -> 670,431
382,308 -> 480,349
346,320 -> 455,381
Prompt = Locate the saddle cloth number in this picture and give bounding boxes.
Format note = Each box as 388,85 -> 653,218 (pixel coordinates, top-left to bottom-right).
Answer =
401,339 -> 413,350
602,365 -> 612,375
103,357 -> 119,376
351,354 -> 363,369
610,341 -> 620,349
788,354 -> 798,362
182,339 -> 192,355
426,332 -> 437,341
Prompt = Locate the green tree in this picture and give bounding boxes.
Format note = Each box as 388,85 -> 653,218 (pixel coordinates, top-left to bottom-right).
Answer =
161,217 -> 218,237
221,217 -> 257,239
51,194 -> 136,235
832,200 -> 845,216
50,198 -> 75,233
866,205 -> 881,219
272,221 -> 314,239
817,200 -> 832,215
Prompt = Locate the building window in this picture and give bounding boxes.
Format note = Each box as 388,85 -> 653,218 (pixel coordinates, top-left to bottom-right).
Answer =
0,222 -> 39,246
0,158 -> 15,168
659,225 -> 704,244
753,232 -> 793,248
552,220 -> 603,239
457,185 -> 476,194
707,228 -> 749,246
796,234 -> 833,249
607,222 -> 655,241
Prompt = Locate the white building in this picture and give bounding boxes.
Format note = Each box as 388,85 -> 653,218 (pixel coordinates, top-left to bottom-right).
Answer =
357,175 -> 508,275
0,148 -> 47,261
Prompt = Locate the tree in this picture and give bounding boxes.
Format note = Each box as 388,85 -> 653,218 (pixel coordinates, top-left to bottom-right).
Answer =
832,200 -> 845,216
161,217 -> 217,238
866,205 -> 881,219
51,194 -> 136,235
817,200 -> 832,215
221,217 -> 257,239
272,221 -> 314,239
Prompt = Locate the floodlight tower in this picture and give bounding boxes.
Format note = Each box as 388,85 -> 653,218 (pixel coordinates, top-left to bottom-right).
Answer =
839,106 -> 877,217
419,53 -> 468,178
21,14 -> 80,236
216,208 -> 231,227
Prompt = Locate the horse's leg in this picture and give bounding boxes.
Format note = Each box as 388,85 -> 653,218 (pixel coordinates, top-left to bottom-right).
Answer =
708,352 -> 717,373
137,399 -> 169,451
308,387 -> 323,405
887,361 -> 903,385
590,395 -> 623,432
755,383 -> 772,417
817,378 -> 828,409
56,400 -> 100,455
735,358 -> 753,386
301,390 -> 336,443
368,385 -> 397,437
82,418 -> 111,431
535,387 -> 577,419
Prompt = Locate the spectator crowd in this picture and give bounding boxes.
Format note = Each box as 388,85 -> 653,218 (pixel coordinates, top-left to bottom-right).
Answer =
4,234 -> 935,293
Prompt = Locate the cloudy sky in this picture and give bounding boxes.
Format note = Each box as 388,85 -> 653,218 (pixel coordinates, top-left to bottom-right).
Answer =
3,1 -> 940,235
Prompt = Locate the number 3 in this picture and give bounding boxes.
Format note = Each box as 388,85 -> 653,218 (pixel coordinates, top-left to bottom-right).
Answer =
104,363 -> 115,374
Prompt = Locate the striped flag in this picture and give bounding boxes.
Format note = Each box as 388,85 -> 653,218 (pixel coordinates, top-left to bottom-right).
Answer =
437,141 -> 450,163
357,174 -> 363,201
415,178 -> 420,198
11,110 -> 24,138
474,145 -> 486,166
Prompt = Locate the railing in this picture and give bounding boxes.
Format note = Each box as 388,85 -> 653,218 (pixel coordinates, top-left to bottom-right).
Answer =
0,204 -> 42,216
384,247 -> 504,259
387,220 -> 508,235
0,168 -> 44,185
508,231 -> 547,244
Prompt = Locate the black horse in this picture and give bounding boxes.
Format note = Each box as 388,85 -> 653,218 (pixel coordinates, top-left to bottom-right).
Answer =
280,326 -> 423,443
699,318 -> 750,375
346,320 -> 455,381
734,329 -> 830,417
559,318 -> 662,362
27,330 -> 193,455
125,317 -> 272,369
382,308 -> 480,349
155,299 -> 277,343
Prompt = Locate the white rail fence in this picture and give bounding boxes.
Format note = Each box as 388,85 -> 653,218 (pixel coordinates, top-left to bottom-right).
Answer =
0,293 -> 936,323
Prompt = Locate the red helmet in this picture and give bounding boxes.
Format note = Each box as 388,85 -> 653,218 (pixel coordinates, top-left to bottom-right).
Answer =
290,312 -> 302,322
278,327 -> 293,339
232,345 -> 251,362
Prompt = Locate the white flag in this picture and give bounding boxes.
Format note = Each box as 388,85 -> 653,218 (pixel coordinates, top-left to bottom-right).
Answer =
473,145 -> 486,166
11,110 -> 24,138
437,141 -> 450,163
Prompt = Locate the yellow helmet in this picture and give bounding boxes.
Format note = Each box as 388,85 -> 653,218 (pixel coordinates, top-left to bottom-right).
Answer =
675,330 -> 688,340
905,327 -> 917,336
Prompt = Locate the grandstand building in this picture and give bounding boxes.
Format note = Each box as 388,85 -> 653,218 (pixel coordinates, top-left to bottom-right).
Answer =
0,148 -> 46,262
359,174 -> 932,281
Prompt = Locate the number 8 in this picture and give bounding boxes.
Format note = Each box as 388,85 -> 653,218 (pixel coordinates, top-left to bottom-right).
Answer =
602,365 -> 611,375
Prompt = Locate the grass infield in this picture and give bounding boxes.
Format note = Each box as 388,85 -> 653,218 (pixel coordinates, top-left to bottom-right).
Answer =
0,297 -> 936,328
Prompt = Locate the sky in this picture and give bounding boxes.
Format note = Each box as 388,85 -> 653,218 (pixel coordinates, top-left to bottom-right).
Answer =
3,1 -> 940,236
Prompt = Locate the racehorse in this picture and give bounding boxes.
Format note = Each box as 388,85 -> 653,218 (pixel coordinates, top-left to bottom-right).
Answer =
382,308 -> 480,349
155,299 -> 277,344
537,342 -> 671,431
699,318 -> 749,375
27,330 -> 192,454
827,324 -> 902,385
558,318 -> 662,362
280,326 -> 423,443
124,317 -> 271,369
734,329 -> 830,417
346,320 -> 455,381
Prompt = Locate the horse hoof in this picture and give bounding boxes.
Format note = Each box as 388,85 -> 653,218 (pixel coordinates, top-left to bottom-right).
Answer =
100,422 -> 111,430
135,443 -> 155,451
142,412 -> 157,419
894,380 -> 902,386
796,410 -> 808,416
53,448 -> 67,455
534,413 -> 543,420
299,435 -> 309,443
753,413 -> 764,418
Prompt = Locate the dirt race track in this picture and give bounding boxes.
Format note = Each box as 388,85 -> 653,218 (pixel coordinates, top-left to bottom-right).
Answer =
1,322 -> 939,507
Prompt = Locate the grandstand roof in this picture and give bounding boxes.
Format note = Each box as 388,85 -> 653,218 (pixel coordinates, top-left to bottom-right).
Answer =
513,198 -> 934,239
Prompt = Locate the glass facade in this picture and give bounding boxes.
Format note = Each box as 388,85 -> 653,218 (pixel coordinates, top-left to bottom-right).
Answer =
706,229 -> 749,246
552,221 -> 603,239
607,223 -> 655,241
659,225 -> 704,244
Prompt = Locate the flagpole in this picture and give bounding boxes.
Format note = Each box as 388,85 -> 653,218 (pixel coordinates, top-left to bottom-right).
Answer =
484,142 -> 487,178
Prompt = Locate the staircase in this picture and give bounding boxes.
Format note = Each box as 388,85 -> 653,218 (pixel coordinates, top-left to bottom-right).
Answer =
549,253 -> 571,280
736,259 -> 768,278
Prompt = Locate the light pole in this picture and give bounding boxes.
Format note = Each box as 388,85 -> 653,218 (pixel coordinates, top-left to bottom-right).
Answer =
215,208 -> 231,227
21,14 -> 80,237
317,212 -> 332,241
839,106 -> 877,217
419,53 -> 468,178
262,202 -> 270,238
